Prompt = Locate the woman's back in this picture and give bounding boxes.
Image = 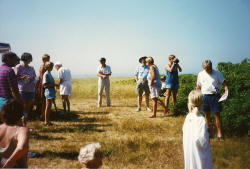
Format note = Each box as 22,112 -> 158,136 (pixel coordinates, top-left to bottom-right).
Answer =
166,64 -> 179,85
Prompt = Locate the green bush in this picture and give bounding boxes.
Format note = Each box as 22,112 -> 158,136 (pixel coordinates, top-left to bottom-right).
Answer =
217,59 -> 250,136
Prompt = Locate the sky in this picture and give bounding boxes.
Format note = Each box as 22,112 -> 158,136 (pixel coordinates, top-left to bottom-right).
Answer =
1,0 -> 250,77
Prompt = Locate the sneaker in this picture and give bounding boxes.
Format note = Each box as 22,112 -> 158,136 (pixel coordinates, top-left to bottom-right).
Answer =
136,107 -> 141,112
146,107 -> 152,112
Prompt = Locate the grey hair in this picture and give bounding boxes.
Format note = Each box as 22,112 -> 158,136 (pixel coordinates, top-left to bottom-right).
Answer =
78,142 -> 101,163
202,60 -> 212,67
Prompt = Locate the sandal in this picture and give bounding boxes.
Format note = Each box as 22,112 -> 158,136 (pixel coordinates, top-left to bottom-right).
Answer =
44,122 -> 53,126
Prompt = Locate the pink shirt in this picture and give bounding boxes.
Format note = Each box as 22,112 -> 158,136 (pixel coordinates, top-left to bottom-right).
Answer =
14,64 -> 36,93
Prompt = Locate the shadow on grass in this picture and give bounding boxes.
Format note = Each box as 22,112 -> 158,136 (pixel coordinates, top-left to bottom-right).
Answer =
31,133 -> 65,141
37,150 -> 78,160
82,111 -> 109,115
50,110 -> 83,122
38,123 -> 112,133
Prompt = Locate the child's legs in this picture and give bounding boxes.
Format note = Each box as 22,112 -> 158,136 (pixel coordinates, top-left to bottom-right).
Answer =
45,99 -> 53,123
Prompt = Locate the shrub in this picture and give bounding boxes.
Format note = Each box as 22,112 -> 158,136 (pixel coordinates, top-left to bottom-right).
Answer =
217,59 -> 250,136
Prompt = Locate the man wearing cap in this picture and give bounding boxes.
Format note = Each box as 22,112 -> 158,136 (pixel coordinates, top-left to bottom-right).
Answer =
134,56 -> 151,112
55,62 -> 72,113
97,57 -> 111,107
0,52 -> 23,109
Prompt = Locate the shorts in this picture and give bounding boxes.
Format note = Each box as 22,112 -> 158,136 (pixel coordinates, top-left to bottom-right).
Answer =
149,86 -> 160,98
0,97 -> 8,110
20,92 -> 35,100
44,88 -> 56,99
136,80 -> 150,95
60,81 -> 72,95
165,82 -> 179,90
202,94 -> 222,113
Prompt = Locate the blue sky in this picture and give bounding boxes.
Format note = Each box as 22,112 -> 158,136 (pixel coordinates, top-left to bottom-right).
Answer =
1,0 -> 250,77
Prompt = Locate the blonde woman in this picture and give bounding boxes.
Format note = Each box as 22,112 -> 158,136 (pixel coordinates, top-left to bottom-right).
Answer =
165,54 -> 182,113
42,62 -> 59,126
146,57 -> 167,118
183,90 -> 213,169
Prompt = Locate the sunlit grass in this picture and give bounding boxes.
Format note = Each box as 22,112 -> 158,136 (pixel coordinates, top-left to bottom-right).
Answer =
28,77 -> 250,169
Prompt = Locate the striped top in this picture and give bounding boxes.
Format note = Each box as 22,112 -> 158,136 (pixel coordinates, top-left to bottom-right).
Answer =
0,64 -> 18,98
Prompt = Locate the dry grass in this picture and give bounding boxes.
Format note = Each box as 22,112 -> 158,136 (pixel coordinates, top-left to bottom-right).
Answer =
28,77 -> 250,169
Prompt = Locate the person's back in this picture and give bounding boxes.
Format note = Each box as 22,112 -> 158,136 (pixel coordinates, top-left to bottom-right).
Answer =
59,67 -> 72,82
183,90 -> 213,169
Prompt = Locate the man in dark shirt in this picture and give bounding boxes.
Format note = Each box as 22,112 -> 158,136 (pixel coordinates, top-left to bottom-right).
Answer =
0,52 -> 22,109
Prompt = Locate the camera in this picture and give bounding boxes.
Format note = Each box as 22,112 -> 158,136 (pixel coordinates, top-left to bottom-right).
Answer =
174,58 -> 179,64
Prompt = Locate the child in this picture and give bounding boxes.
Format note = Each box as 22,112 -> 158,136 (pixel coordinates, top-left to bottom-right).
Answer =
42,61 -> 58,126
78,142 -> 103,169
183,90 -> 213,169
160,76 -> 166,97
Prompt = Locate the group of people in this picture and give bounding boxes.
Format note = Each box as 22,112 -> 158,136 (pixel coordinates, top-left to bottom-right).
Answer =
0,51 -> 229,168
0,52 -> 72,167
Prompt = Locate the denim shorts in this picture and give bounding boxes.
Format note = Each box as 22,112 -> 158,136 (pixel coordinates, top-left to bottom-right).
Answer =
20,92 -> 35,100
44,88 -> 56,99
201,94 -> 222,113
166,82 -> 179,90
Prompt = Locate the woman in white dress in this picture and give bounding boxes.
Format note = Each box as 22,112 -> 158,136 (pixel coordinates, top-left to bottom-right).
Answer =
183,90 -> 213,169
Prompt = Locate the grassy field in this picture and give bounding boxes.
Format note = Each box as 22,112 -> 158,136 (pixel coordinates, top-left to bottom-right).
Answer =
28,77 -> 249,169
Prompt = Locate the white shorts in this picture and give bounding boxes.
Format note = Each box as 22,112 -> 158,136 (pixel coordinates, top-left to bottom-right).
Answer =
60,81 -> 72,95
149,86 -> 160,98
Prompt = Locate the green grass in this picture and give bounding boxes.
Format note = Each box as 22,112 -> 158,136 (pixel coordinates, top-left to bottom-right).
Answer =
28,77 -> 250,169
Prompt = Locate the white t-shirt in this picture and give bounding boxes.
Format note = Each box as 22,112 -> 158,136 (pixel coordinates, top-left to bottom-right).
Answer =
197,70 -> 225,94
58,67 -> 72,82
97,65 -> 112,80
183,112 -> 213,169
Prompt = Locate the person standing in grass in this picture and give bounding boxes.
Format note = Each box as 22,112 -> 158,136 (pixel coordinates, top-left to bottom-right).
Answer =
165,54 -> 182,113
55,62 -> 72,114
134,56 -> 151,112
97,57 -> 112,107
0,52 -> 23,109
35,54 -> 50,118
43,62 -> 58,126
15,53 -> 36,123
196,60 -> 229,140
146,56 -> 167,118
183,90 -> 213,169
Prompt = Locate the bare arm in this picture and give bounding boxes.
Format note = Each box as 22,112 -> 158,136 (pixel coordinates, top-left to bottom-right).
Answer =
222,80 -> 229,92
3,127 -> 29,168
165,63 -> 175,73
150,66 -> 156,86
177,64 -> 182,72
97,71 -> 106,78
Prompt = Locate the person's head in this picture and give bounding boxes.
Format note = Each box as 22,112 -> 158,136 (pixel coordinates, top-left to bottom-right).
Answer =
42,54 -> 50,63
161,76 -> 166,82
44,61 -> 54,72
139,56 -> 147,66
2,52 -> 20,67
0,99 -> 24,125
202,60 -> 213,74
146,56 -> 154,66
169,55 -> 176,64
21,52 -> 33,66
55,62 -> 62,71
78,142 -> 103,169
188,90 -> 203,115
99,57 -> 106,66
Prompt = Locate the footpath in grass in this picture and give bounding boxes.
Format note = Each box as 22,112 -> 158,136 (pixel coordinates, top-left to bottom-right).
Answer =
28,98 -> 250,169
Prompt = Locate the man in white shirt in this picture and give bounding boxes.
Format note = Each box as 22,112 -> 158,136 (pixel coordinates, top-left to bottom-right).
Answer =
55,62 -> 72,113
97,58 -> 111,107
196,60 -> 229,140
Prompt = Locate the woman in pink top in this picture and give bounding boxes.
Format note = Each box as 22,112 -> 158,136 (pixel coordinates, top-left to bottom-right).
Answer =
15,53 -> 36,124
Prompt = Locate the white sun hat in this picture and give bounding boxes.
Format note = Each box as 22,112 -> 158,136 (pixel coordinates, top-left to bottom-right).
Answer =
55,61 -> 62,67
78,142 -> 101,163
